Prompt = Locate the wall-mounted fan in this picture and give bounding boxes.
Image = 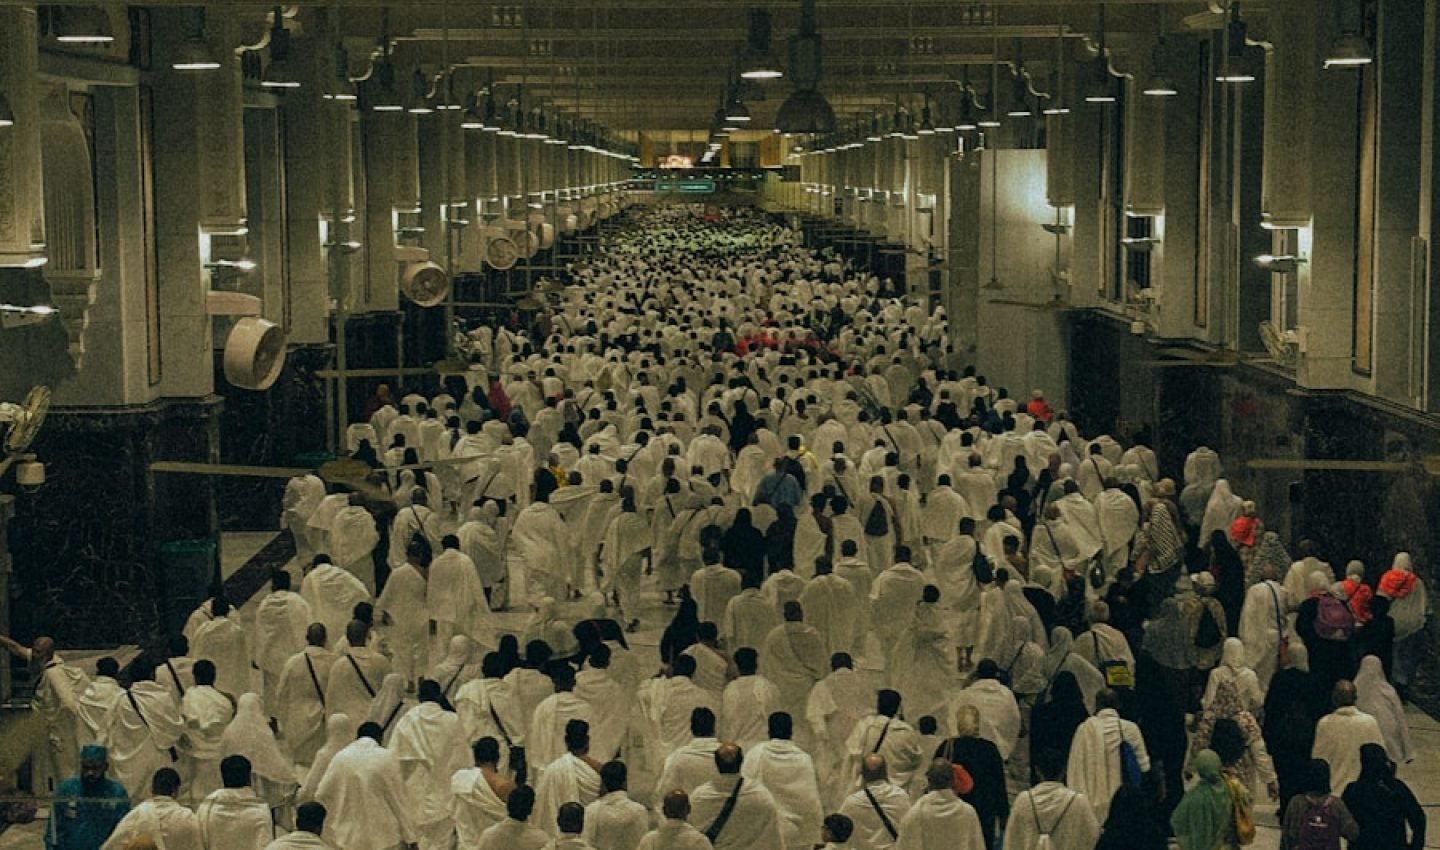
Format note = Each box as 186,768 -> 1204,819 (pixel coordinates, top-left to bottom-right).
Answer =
0,385 -> 50,480
223,316 -> 287,390
481,225 -> 520,271
400,260 -> 451,307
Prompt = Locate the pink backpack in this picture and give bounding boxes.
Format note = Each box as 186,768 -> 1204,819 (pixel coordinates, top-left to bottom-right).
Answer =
1314,594 -> 1355,641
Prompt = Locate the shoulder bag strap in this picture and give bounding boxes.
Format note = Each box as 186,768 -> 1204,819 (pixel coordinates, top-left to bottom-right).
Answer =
703,778 -> 745,844
487,690 -> 514,747
863,786 -> 899,840
345,653 -> 377,698
163,660 -> 186,697
380,702 -> 404,735
304,653 -> 326,706
871,718 -> 892,753
445,665 -> 466,698
125,690 -> 179,763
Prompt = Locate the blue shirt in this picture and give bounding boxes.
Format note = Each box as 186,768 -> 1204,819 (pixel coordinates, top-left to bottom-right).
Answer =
755,471 -> 803,509
46,777 -> 129,850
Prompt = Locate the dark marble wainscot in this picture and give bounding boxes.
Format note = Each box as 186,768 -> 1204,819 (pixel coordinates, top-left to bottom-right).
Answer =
6,396 -> 222,647
213,343 -> 332,531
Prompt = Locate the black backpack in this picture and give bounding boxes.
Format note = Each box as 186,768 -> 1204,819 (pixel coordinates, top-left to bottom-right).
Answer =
1195,603 -> 1223,650
864,500 -> 890,537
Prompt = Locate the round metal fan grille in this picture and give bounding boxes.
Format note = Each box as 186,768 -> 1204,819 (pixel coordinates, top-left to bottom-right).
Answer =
485,236 -> 520,270
224,317 -> 288,391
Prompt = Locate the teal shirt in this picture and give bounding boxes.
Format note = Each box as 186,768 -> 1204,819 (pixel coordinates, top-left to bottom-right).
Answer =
46,777 -> 129,850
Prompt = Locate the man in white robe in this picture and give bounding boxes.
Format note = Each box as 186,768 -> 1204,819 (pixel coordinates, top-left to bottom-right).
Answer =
196,755 -> 275,850
254,571 -> 313,702
575,645 -> 630,762
390,681 -> 469,850
512,492 -> 579,606
260,801 -> 329,850
314,723 -> 420,850
1311,679 -> 1386,794
101,767 -> 200,850
533,720 -> 604,837
690,557 -> 742,626
893,760 -> 986,850
951,661 -> 1021,762
655,706 -> 722,797
1283,540 -> 1334,604
427,535 -> 491,661
1002,748 -> 1100,850
474,785 -> 548,850
325,621 -> 393,731
76,657 -> 124,751
869,548 -> 927,651
680,624 -> 734,702
584,761 -> 651,850
688,744 -> 785,850
887,588 -> 955,724
922,477 -> 969,559
504,644 -> 556,745
452,737 -> 514,846
274,624 -> 337,765
1093,486 -> 1139,578
837,754 -> 912,850
1064,688 -> 1150,822
722,574 -> 779,653
844,690 -> 924,792
642,655 -> 718,760
762,602 -> 828,727
377,539 -> 432,687
637,791 -> 712,850
191,595 -> 253,700
108,663 -> 186,801
1238,561 -> 1292,690
300,555 -> 371,649
741,713 -> 823,850
1073,601 -> 1135,676
806,653 -> 872,807
182,660 -> 236,804
388,487 -> 442,566
798,558 -> 861,657
529,665 -> 595,769
720,648 -> 782,751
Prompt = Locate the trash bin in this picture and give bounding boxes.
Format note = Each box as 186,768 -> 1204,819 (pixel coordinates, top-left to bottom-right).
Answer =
158,539 -> 218,636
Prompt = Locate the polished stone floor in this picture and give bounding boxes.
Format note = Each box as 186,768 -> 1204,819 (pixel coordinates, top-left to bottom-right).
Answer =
3,530 -> 1436,848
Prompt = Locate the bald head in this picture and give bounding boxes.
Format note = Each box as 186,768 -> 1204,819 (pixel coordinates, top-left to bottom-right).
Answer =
714,743 -> 743,774
32,636 -> 55,665
861,753 -> 889,784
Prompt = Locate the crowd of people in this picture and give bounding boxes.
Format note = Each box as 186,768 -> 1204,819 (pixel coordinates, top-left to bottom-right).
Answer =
7,206 -> 1430,850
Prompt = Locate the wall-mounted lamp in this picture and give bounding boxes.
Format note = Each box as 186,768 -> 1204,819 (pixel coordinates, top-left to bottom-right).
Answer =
1254,253 -> 1307,273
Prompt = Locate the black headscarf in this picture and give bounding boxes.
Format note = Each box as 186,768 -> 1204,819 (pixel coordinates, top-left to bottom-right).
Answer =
659,595 -> 700,666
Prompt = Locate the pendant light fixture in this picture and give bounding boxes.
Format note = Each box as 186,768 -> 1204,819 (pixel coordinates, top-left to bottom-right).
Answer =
1042,27 -> 1069,115
739,8 -> 784,80
723,75 -> 752,124
1084,5 -> 1117,104
775,0 -> 835,134
1008,71 -> 1034,118
1324,0 -> 1373,68
407,69 -> 434,114
1143,41 -> 1178,96
172,8 -> 220,71
365,19 -> 404,113
1215,2 -> 1255,83
0,93 -> 14,129
50,5 -> 114,44
260,7 -> 301,89
917,96 -> 937,135
955,85 -> 979,132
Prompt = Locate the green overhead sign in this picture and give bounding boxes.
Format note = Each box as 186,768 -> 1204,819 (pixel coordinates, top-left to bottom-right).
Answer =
656,179 -> 716,193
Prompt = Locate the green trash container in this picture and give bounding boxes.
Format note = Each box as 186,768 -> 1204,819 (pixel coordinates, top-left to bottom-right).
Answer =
159,539 -> 218,636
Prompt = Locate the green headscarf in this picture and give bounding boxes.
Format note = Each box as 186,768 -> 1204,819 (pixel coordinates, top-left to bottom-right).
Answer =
1170,749 -> 1232,850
